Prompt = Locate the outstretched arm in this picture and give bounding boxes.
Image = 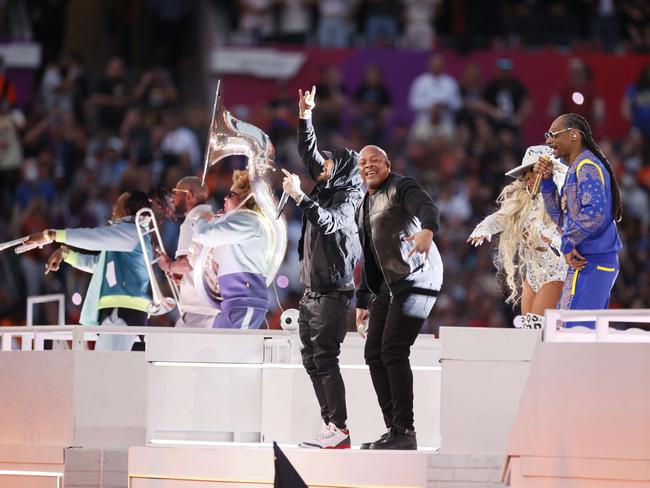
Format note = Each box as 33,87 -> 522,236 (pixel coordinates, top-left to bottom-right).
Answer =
467,211 -> 506,246
297,85 -> 327,181
25,222 -> 140,253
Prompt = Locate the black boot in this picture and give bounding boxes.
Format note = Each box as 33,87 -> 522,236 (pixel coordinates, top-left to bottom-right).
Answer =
369,427 -> 417,450
360,430 -> 390,450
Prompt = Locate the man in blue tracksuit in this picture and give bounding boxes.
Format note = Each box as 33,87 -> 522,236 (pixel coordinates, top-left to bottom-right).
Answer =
535,113 -> 623,328
26,191 -> 152,349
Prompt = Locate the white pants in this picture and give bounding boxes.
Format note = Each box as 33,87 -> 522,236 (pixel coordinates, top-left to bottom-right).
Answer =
94,309 -> 139,351
175,311 -> 218,328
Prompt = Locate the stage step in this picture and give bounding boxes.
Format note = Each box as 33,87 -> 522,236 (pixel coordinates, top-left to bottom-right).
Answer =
128,445 -> 506,488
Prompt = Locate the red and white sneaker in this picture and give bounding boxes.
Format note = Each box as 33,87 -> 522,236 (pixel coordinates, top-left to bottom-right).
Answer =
300,423 -> 351,449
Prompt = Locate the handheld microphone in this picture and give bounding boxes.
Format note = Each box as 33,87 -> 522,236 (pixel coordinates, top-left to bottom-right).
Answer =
531,155 -> 550,199
276,191 -> 289,219
531,173 -> 543,198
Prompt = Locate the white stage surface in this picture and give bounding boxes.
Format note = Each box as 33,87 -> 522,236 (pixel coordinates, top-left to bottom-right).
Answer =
144,329 -> 441,448
129,445 -> 430,488
2,311 -> 650,488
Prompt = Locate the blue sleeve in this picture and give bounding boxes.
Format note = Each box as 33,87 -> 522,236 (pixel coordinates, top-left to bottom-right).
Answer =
540,179 -> 564,228
560,162 -> 608,254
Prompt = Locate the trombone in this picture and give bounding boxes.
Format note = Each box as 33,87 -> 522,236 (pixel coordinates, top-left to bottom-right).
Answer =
135,207 -> 183,317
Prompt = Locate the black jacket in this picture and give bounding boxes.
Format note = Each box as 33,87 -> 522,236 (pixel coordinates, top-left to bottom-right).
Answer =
355,172 -> 443,309
296,118 -> 363,293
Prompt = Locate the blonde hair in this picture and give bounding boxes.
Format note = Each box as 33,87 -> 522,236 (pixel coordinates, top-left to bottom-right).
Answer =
493,179 -> 555,305
232,169 -> 260,212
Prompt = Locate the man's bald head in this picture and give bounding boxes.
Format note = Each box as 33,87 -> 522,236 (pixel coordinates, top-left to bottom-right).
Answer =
359,145 -> 391,194
359,145 -> 389,163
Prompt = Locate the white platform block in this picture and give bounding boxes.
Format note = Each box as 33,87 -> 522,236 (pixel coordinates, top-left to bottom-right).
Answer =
0,445 -> 64,488
439,327 -> 541,456
0,350 -> 146,448
145,331 -> 442,448
129,445 -> 429,488
503,342 -> 650,487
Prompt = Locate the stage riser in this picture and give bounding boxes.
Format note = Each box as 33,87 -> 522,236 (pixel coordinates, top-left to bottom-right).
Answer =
0,351 -> 146,448
146,332 -> 442,448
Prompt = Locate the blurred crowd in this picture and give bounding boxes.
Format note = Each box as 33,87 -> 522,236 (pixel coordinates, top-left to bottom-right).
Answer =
266,56 -> 650,331
0,1 -> 648,332
220,0 -> 650,53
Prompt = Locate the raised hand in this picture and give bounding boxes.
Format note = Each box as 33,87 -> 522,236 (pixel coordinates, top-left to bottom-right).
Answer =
298,85 -> 316,116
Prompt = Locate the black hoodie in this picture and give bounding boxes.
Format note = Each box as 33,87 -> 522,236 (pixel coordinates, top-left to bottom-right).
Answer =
296,117 -> 363,293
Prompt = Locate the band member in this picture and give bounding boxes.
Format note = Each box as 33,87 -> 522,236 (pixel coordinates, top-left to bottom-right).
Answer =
355,145 -> 443,450
157,176 -> 219,327
534,113 -> 623,327
468,146 -> 568,328
281,86 -> 362,449
24,191 -> 152,350
193,170 -> 269,329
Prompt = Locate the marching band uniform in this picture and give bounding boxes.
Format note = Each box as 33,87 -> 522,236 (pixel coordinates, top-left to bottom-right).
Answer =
194,209 -> 269,329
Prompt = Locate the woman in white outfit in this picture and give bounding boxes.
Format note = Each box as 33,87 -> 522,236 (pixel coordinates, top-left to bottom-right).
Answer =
467,145 -> 568,327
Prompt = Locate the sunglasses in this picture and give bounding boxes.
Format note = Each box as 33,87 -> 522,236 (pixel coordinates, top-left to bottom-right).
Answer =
544,127 -> 574,140
171,187 -> 192,196
225,190 -> 241,199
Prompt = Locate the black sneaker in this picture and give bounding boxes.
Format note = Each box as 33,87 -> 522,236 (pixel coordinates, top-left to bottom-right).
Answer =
369,427 -> 417,450
360,430 -> 390,450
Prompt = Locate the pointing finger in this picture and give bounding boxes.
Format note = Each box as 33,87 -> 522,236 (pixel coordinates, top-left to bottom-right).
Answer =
281,168 -> 292,177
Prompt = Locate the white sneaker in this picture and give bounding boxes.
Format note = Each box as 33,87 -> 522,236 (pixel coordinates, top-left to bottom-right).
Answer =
513,315 -> 525,328
300,423 -> 351,449
524,313 -> 545,330
299,423 -> 329,448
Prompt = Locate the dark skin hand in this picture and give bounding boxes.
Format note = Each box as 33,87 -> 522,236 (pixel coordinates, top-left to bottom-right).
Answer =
565,248 -> 587,270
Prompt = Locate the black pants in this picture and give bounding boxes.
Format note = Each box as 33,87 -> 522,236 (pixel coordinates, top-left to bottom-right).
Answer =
364,283 -> 434,432
299,289 -> 351,429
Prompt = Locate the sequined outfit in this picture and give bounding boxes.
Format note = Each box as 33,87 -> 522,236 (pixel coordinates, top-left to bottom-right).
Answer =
470,197 -> 568,293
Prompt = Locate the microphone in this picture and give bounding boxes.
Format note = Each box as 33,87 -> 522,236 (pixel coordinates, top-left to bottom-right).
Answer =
531,155 -> 550,199
276,191 -> 289,219
531,173 -> 543,198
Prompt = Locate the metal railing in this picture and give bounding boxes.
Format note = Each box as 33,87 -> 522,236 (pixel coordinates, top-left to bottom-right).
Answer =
544,309 -> 650,343
0,325 -> 295,354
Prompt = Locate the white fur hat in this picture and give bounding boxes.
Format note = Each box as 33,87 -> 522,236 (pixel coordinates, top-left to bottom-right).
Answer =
505,145 -> 562,179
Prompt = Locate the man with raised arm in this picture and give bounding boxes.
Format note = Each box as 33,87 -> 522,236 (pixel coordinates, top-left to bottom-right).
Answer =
281,86 -> 363,449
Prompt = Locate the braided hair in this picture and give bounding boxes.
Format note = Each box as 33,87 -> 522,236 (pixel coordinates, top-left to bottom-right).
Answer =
561,113 -> 623,222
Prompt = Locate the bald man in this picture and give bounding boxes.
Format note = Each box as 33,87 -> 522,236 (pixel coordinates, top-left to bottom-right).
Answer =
355,144 -> 443,450
157,176 -> 219,327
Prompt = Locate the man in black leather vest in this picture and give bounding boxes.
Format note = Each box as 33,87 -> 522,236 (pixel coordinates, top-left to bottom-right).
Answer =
281,86 -> 363,449
355,145 -> 444,450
